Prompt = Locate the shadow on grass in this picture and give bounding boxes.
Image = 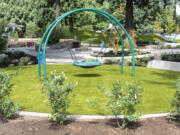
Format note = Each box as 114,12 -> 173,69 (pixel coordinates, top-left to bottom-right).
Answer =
151,71 -> 180,81
74,73 -> 101,77
143,80 -> 174,89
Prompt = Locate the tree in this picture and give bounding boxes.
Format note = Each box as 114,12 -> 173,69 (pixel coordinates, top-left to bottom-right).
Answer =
125,0 -> 133,32
55,0 -> 60,18
0,0 -> 55,37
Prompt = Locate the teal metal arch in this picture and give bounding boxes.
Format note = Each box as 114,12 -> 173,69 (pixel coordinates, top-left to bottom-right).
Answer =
38,8 -> 135,77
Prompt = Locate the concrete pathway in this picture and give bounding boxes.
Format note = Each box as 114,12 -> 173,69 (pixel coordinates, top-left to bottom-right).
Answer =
7,47 -> 180,64
147,60 -> 180,72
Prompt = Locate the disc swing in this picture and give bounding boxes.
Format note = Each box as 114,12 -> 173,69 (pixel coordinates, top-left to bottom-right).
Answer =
37,8 -> 136,77
68,47 -> 101,68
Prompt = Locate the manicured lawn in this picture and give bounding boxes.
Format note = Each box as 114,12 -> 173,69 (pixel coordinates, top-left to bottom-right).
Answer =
136,34 -> 167,43
0,64 -> 180,115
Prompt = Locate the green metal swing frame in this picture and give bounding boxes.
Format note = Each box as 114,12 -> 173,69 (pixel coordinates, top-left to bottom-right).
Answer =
38,8 -> 135,77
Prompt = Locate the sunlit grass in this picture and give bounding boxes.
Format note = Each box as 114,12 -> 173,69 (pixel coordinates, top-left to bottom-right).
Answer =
0,64 -> 179,115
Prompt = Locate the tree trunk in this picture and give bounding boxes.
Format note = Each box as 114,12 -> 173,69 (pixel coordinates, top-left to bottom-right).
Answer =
55,0 -> 60,18
125,0 -> 134,32
173,0 -> 177,25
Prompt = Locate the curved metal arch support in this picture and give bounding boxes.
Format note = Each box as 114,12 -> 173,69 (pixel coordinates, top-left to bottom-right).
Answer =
94,11 -> 125,74
38,8 -> 135,77
39,11 -> 125,76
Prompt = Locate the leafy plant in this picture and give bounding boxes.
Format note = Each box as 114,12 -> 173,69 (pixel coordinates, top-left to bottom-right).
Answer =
41,71 -> 77,125
0,71 -> 20,121
169,77 -> 180,120
26,22 -> 40,37
0,19 -> 8,54
98,81 -> 143,128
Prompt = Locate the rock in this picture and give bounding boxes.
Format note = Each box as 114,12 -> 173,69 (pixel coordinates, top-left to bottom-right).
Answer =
11,59 -> 19,64
0,54 -> 8,59
20,57 -> 30,63
145,45 -> 161,49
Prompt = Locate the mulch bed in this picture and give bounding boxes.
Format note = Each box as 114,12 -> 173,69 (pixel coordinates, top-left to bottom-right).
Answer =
0,116 -> 180,135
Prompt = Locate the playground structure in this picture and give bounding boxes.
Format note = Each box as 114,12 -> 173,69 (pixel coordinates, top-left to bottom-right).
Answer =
38,8 -> 135,77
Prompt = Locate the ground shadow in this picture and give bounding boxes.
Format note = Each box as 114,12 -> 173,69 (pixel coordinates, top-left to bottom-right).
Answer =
151,71 -> 180,81
49,119 -> 75,130
143,80 -> 174,89
74,73 -> 101,77
106,119 -> 141,130
167,116 -> 180,128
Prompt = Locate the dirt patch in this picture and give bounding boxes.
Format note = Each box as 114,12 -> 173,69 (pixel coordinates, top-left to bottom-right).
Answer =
0,116 -> 180,135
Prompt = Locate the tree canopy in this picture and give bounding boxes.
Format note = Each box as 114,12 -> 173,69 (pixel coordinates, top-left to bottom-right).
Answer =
0,0 -> 179,37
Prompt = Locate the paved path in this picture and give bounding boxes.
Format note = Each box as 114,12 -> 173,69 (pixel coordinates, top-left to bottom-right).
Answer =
7,47 -> 180,64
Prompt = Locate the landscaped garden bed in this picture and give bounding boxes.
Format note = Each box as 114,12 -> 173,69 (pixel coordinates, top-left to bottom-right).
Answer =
161,54 -> 180,62
92,49 -> 149,57
0,116 -> 179,135
0,51 -> 37,68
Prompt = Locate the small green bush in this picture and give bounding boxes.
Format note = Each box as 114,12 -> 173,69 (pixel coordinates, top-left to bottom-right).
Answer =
98,81 -> 143,128
18,62 -> 25,66
0,19 -> 8,54
41,71 -> 77,125
26,22 -> 40,37
8,64 -> 15,67
170,77 -> 180,120
0,71 -> 19,120
103,59 -> 112,65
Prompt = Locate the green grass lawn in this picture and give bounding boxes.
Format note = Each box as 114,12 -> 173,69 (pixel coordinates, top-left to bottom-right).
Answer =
136,34 -> 167,43
0,64 -> 179,115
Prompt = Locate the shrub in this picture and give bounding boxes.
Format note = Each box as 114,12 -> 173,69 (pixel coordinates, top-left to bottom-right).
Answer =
98,81 -> 143,128
26,22 -> 40,37
103,59 -> 112,64
18,62 -> 25,66
8,64 -> 15,67
41,71 -> 77,125
0,71 -> 19,121
0,19 -> 8,54
170,77 -> 180,120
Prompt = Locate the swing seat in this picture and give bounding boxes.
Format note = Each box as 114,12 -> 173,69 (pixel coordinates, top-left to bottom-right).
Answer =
73,61 -> 101,68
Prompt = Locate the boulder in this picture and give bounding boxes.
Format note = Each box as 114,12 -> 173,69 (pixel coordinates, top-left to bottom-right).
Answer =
20,57 -> 30,63
11,59 -> 19,64
0,54 -> 8,59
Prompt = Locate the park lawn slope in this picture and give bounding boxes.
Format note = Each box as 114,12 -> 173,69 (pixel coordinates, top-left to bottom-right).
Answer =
0,64 -> 179,115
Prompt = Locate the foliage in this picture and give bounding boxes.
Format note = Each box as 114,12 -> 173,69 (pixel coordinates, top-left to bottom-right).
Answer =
161,54 -> 180,62
0,19 -> 8,54
0,71 -> 19,120
0,51 -> 37,68
134,57 -> 154,67
154,17 -> 164,33
41,71 -> 77,124
164,10 -> 176,33
136,34 -> 167,44
170,77 -> 180,120
0,0 -> 55,37
26,22 -> 40,37
98,81 -> 143,128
